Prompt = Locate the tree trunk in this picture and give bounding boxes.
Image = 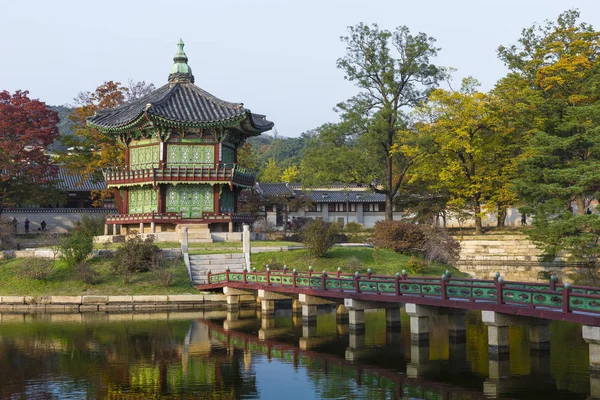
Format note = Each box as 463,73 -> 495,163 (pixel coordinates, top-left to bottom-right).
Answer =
384,194 -> 394,220
474,200 -> 483,234
497,207 -> 506,228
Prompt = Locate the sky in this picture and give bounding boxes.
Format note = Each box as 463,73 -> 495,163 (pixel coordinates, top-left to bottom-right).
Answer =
2,0 -> 600,138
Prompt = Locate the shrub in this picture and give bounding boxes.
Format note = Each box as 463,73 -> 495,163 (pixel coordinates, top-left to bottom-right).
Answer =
344,222 -> 363,233
21,258 -> 53,280
301,219 -> 339,258
112,235 -> 161,283
254,219 -> 281,240
422,230 -> 461,265
291,217 -> 313,232
74,262 -> 98,284
74,215 -> 105,237
407,256 -> 427,275
371,221 -> 426,254
150,258 -> 177,287
60,231 -> 94,268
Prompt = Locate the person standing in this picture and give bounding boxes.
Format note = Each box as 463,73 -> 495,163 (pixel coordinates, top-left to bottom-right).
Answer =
24,218 -> 30,234
12,218 -> 17,234
40,220 -> 47,231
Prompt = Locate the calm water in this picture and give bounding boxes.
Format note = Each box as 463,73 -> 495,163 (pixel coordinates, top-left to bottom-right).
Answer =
0,308 -> 593,399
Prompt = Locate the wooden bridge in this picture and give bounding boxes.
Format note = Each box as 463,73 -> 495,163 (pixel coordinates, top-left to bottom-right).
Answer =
199,267 -> 600,384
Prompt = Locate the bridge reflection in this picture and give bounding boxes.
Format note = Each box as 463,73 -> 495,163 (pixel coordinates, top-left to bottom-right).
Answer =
192,307 -> 589,399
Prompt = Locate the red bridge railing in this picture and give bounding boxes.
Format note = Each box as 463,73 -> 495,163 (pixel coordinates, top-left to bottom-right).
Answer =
203,268 -> 600,325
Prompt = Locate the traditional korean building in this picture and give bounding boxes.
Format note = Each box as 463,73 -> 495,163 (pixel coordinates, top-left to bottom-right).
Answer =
88,40 -> 273,237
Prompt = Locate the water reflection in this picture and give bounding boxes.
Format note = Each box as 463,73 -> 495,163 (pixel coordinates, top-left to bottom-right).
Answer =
0,309 -> 593,399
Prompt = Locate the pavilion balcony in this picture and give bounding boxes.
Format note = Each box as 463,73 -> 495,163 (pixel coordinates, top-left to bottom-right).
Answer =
105,211 -> 254,225
103,164 -> 256,188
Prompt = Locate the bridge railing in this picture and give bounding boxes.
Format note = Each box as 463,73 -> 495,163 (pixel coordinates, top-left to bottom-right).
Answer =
206,268 -> 600,316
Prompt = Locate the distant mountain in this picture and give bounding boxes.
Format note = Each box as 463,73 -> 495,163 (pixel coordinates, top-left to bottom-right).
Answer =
48,105 -> 74,152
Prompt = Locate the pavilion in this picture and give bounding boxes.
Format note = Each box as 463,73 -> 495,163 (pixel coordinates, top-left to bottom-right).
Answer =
88,40 -> 273,241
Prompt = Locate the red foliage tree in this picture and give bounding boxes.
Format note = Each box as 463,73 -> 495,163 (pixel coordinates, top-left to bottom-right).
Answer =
0,90 -> 59,214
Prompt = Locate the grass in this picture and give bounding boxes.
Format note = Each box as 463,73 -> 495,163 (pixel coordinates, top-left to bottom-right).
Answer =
249,247 -> 468,278
0,257 -> 196,296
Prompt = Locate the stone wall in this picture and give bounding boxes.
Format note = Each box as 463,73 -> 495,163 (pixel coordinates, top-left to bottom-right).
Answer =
4,208 -> 116,234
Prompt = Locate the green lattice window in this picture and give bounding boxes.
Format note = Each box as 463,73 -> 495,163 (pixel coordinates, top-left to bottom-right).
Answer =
166,184 -> 214,218
128,187 -> 158,214
166,145 -> 214,167
130,146 -> 160,170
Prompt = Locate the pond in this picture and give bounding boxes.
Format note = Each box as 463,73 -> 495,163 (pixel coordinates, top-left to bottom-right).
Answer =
0,308 -> 592,399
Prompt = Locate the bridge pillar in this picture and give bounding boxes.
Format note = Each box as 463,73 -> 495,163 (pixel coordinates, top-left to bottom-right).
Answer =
223,287 -> 255,312
258,290 -> 293,316
299,294 -> 335,324
482,311 -> 551,358
385,308 -> 401,329
405,303 -> 436,344
583,326 -> 600,373
448,313 -> 467,342
344,299 -> 399,333
529,323 -> 551,353
345,331 -> 367,361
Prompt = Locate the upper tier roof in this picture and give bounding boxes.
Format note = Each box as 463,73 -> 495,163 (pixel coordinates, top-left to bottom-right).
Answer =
87,40 -> 274,134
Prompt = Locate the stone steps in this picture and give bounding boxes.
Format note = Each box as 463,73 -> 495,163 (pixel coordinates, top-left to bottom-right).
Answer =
177,223 -> 213,243
189,253 -> 246,285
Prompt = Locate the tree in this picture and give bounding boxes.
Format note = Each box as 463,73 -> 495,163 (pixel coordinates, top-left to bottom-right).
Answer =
260,158 -> 283,182
498,10 -> 600,263
0,90 -> 60,215
304,23 -> 444,220
58,80 -> 155,206
280,165 -> 300,183
411,78 -> 523,233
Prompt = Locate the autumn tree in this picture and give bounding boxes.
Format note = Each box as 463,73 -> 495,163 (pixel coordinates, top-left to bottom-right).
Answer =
303,23 -> 444,220
0,90 -> 60,214
58,80 -> 155,205
260,158 -> 283,182
499,10 -> 600,263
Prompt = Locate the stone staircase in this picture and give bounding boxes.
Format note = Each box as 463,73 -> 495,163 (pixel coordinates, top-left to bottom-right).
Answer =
189,253 -> 246,285
177,224 -> 213,243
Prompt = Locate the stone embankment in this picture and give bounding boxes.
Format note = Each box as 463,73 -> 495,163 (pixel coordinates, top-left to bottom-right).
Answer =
0,294 -> 256,313
455,232 -> 572,281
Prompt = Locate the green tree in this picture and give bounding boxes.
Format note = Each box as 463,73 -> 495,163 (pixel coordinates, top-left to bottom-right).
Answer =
303,23 -> 444,220
411,78 -> 523,233
260,158 -> 283,182
499,10 -> 600,263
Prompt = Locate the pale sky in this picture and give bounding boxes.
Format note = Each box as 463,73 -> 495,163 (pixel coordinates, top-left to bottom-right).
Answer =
2,0 -> 600,137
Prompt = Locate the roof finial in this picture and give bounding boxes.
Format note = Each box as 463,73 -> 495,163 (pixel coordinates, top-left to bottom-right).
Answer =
168,39 -> 195,84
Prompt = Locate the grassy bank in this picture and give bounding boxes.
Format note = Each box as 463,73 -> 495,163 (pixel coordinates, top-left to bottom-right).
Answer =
0,258 -> 194,296
249,247 -> 467,278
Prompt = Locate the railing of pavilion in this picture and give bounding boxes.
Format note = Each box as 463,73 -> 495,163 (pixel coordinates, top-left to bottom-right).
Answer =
205,268 -> 600,318
103,163 -> 256,187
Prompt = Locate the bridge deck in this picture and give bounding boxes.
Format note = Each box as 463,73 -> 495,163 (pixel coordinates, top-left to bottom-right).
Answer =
198,269 -> 600,326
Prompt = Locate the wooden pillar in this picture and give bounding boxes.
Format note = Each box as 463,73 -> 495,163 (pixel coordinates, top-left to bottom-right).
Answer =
123,189 -> 129,214
214,184 -> 220,214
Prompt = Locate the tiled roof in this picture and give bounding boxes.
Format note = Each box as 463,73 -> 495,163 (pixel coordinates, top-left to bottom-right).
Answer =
56,169 -> 105,192
300,190 -> 386,203
255,182 -> 295,197
87,82 -> 274,132
254,183 -> 385,203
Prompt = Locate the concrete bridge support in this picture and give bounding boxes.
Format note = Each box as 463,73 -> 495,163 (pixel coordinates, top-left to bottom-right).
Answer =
223,287 -> 255,311
298,294 -> 336,324
482,311 -> 550,359
344,299 -> 400,333
582,325 -> 600,399
258,290 -> 293,317
405,304 -> 437,345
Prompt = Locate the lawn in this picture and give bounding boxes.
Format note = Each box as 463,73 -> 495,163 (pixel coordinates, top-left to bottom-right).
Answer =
249,246 -> 468,278
0,257 -> 196,296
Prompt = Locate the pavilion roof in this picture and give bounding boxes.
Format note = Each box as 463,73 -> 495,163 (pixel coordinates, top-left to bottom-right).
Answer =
87,40 -> 273,134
